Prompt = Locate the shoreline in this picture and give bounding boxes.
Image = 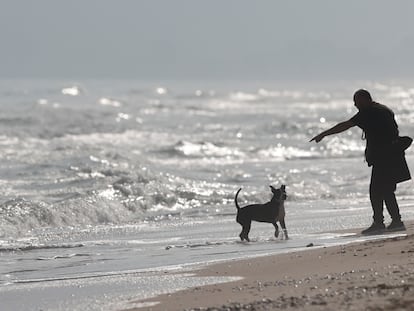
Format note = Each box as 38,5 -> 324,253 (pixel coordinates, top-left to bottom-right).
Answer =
127,222 -> 414,311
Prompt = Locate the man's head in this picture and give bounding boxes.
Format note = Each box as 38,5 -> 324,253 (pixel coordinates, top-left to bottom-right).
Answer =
353,89 -> 373,110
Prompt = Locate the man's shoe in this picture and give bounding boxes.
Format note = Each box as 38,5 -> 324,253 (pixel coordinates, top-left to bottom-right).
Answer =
361,222 -> 385,235
387,221 -> 406,232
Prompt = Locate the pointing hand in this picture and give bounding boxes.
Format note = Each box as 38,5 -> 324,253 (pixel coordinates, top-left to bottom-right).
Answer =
310,134 -> 324,143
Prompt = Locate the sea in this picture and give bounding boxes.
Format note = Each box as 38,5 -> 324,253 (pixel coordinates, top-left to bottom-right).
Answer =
1,79 -> 413,310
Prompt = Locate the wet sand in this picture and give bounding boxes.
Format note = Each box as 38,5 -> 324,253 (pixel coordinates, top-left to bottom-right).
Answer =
127,222 -> 414,311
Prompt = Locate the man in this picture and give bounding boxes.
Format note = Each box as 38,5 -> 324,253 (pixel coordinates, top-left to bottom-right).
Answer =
310,89 -> 411,234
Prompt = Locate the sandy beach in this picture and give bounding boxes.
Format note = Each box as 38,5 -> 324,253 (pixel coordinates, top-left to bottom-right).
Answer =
129,222 -> 414,311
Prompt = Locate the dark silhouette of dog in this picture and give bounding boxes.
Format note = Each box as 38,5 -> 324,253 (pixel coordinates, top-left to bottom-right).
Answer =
235,185 -> 288,241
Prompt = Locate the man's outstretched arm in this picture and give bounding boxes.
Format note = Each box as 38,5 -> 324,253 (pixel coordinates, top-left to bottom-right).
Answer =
310,119 -> 355,143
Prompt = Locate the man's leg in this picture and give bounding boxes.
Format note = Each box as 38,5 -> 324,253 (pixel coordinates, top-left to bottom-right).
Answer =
369,181 -> 385,225
384,183 -> 406,231
362,166 -> 386,234
383,184 -> 401,222
369,166 -> 385,225
371,165 -> 406,231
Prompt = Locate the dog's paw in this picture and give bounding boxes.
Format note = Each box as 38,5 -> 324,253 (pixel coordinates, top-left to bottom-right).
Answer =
239,234 -> 250,242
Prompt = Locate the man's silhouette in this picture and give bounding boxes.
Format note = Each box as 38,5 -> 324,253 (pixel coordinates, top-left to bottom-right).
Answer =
311,89 -> 411,234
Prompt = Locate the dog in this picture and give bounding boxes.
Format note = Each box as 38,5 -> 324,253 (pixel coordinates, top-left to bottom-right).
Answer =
235,185 -> 288,241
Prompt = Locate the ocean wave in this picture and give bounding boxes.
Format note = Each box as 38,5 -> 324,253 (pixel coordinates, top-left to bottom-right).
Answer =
0,117 -> 37,126
0,169 -> 372,239
227,89 -> 334,104
0,241 -> 85,252
0,172 -> 212,238
61,85 -> 82,96
99,97 -> 122,107
156,140 -> 364,163
257,145 -> 321,160
160,140 -> 245,159
255,139 -> 364,161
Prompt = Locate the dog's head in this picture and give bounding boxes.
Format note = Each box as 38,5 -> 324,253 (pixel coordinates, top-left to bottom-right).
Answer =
270,185 -> 287,201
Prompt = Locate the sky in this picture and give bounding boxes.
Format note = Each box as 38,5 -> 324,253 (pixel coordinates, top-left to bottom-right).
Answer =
1,1 -> 414,80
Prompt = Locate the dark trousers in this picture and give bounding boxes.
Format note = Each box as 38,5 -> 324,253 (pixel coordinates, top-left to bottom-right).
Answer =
369,165 -> 401,224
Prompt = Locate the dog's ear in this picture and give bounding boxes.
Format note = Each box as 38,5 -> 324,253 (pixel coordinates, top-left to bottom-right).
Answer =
281,185 -> 286,190
269,185 -> 276,193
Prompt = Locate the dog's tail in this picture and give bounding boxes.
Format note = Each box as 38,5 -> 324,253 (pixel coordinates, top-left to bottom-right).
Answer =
235,188 -> 242,210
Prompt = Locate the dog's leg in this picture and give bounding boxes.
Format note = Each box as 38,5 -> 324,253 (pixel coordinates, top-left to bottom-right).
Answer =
239,230 -> 245,241
240,221 -> 251,242
280,219 -> 288,239
272,221 -> 279,238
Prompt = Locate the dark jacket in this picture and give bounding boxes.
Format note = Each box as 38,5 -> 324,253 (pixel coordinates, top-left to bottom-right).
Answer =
351,102 -> 411,184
